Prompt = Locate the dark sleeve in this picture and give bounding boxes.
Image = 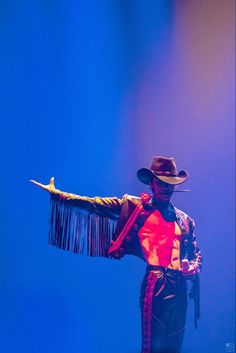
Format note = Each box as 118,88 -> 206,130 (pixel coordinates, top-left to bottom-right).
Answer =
187,219 -> 202,329
188,219 -> 203,273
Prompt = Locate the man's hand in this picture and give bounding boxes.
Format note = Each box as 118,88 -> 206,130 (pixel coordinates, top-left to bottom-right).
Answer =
181,259 -> 197,280
181,264 -> 197,279
30,177 -> 60,195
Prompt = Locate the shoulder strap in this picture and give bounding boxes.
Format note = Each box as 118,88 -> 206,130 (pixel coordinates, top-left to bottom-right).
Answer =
107,193 -> 151,255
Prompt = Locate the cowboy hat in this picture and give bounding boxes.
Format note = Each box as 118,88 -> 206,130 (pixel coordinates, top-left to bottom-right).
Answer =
137,156 -> 189,185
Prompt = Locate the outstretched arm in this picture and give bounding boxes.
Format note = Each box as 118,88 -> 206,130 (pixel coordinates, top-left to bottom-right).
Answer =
30,177 -> 124,257
30,177 -> 123,219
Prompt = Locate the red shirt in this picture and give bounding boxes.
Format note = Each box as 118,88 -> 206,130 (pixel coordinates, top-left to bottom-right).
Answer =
138,209 -> 182,270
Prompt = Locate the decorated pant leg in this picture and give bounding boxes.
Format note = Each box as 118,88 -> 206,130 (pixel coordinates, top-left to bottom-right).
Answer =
140,269 -> 187,353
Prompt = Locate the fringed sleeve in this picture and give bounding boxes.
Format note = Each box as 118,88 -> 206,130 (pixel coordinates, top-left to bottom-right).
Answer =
49,192 -> 123,257
48,193 -> 124,257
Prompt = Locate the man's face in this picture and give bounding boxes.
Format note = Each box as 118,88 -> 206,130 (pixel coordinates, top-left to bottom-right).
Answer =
150,177 -> 175,202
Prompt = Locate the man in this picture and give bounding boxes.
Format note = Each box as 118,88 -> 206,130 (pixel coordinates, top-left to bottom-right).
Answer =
31,156 -> 202,353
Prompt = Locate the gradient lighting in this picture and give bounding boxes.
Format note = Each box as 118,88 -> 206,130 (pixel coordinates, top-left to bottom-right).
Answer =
0,1 -> 234,353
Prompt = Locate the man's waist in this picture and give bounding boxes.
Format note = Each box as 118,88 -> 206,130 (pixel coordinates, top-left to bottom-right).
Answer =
146,265 -> 182,275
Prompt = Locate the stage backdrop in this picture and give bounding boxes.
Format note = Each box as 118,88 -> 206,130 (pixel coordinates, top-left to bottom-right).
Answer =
0,1 -> 235,353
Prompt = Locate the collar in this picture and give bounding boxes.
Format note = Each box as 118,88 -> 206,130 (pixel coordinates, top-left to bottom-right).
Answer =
144,199 -> 176,222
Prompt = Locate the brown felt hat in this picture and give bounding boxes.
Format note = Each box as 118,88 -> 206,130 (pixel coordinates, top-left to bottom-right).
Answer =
137,156 -> 189,185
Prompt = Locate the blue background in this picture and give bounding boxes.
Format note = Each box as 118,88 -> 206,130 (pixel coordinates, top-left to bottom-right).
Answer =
0,1 -> 235,353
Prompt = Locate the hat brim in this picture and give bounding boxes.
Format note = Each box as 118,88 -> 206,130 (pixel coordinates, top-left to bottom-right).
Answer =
137,168 -> 189,185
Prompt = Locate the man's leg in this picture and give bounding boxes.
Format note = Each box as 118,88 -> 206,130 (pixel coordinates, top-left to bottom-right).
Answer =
151,271 -> 187,353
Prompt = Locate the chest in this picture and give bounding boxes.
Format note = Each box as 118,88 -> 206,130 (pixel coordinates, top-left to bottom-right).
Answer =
138,210 -> 182,246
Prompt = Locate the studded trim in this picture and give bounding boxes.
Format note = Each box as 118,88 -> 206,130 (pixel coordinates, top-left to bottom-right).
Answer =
107,193 -> 151,255
175,208 -> 190,234
141,271 -> 158,353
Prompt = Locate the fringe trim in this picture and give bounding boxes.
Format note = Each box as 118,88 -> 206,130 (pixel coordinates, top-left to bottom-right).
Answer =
48,198 -> 117,257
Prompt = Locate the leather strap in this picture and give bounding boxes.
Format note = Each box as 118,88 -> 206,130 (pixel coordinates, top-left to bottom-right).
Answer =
107,193 -> 151,255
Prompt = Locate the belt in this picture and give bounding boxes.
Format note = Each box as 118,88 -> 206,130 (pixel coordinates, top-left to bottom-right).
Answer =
146,265 -> 183,276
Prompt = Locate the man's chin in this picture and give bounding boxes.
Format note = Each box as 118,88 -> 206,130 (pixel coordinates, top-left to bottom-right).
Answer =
154,194 -> 171,202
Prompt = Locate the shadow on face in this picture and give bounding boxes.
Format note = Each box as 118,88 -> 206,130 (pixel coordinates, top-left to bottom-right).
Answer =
150,177 -> 175,202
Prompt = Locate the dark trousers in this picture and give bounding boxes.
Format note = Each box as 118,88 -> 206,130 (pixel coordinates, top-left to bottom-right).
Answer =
140,266 -> 187,353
